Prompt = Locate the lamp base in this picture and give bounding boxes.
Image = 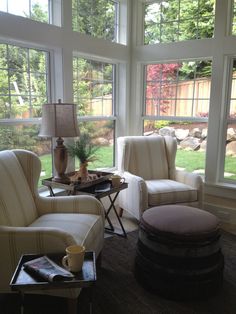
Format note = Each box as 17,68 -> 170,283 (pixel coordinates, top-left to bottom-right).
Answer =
53,137 -> 70,184
52,175 -> 71,184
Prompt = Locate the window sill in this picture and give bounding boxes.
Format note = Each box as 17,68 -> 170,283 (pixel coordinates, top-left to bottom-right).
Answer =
204,182 -> 236,199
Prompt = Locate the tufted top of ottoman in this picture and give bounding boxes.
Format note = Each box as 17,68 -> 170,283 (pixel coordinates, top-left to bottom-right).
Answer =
141,205 -> 220,240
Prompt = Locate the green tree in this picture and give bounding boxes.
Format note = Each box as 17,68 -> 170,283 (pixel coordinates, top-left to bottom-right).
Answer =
145,0 -> 215,44
0,4 -> 48,153
72,0 -> 116,41
30,3 -> 48,23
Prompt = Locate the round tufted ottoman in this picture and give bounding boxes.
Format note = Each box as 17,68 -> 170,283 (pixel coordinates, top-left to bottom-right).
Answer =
135,205 -> 224,300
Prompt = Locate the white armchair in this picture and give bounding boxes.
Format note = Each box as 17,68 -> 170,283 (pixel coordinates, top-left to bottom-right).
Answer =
117,135 -> 203,220
0,149 -> 104,304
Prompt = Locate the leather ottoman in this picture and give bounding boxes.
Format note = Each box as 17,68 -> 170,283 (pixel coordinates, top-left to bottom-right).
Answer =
135,205 -> 224,300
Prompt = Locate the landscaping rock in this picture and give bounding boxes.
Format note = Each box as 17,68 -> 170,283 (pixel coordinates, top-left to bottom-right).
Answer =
227,128 -> 236,141
201,128 -> 208,139
175,129 -> 189,141
226,141 -> 236,156
199,140 -> 207,151
159,127 -> 175,137
94,137 -> 109,146
180,137 -> 201,151
190,128 -> 202,138
144,131 -> 154,136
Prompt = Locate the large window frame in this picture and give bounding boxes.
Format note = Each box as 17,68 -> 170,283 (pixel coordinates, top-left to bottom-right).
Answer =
219,56 -> 236,183
143,0 -> 216,45
0,40 -> 53,182
142,59 -> 211,178
72,0 -> 119,43
0,0 -> 61,26
143,59 -> 212,120
73,54 -> 117,169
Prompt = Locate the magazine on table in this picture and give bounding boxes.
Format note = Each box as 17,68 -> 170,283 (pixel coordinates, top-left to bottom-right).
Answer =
94,182 -> 111,193
23,255 -> 75,282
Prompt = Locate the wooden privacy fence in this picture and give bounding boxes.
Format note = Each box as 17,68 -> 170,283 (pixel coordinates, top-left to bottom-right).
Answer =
146,76 -> 236,117
85,76 -> 236,117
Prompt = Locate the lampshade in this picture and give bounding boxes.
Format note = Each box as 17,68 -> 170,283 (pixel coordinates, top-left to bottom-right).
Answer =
39,100 -> 79,138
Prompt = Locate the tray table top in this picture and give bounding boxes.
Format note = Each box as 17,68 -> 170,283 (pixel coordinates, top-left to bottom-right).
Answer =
10,252 -> 96,291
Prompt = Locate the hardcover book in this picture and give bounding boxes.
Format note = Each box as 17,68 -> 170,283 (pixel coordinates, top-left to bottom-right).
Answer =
23,255 -> 74,282
94,182 -> 111,193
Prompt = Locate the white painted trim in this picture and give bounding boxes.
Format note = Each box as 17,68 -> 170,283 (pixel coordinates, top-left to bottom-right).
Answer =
205,181 -> 236,199
204,202 -> 236,225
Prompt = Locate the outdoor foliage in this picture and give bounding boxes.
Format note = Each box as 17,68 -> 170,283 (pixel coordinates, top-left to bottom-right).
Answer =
144,0 -> 215,44
67,132 -> 99,164
73,57 -> 113,116
0,0 -> 49,23
146,63 -> 180,114
72,0 -> 117,41
145,60 -> 212,117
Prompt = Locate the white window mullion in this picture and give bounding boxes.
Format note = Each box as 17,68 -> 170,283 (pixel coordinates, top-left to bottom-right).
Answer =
204,54 -> 226,184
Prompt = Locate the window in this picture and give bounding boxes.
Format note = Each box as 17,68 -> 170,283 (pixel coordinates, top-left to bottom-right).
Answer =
144,60 -> 212,177
73,56 -> 116,169
232,0 -> 236,35
0,42 -> 51,182
72,0 -> 119,42
144,0 -> 215,45
0,0 -> 50,23
224,58 -> 236,181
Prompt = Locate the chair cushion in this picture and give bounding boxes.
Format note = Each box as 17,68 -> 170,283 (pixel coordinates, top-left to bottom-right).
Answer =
146,179 -> 198,206
29,213 -> 104,256
141,205 -> 220,240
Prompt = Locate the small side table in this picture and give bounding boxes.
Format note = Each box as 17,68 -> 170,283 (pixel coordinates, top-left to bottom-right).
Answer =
92,182 -> 128,238
42,178 -> 128,238
10,252 -> 96,314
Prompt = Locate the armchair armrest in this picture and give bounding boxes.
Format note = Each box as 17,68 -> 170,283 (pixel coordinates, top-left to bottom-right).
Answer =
119,171 -> 148,220
0,225 -> 77,293
175,169 -> 203,188
175,169 -> 203,207
0,225 -> 77,253
35,194 -> 105,220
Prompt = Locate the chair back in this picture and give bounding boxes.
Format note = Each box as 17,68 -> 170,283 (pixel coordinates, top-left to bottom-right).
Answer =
117,135 -> 177,180
0,150 -> 40,227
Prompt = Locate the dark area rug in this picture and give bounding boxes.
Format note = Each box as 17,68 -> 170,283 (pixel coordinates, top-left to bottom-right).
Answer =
1,229 -> 236,314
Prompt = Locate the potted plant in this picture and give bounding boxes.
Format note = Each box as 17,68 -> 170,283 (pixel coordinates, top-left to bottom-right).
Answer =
67,133 -> 99,182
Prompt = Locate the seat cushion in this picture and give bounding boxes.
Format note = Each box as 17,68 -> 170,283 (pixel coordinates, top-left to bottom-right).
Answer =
141,205 -> 220,240
29,213 -> 104,256
146,179 -> 198,206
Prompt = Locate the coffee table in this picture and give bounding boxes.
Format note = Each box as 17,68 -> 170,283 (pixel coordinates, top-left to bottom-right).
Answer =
10,252 -> 96,314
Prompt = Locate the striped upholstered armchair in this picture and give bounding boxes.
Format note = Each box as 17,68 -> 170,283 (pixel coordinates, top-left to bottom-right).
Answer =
0,149 -> 104,307
117,135 -> 203,220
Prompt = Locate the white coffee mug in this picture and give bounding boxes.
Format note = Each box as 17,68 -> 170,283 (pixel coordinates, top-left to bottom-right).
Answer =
62,244 -> 85,272
111,175 -> 125,188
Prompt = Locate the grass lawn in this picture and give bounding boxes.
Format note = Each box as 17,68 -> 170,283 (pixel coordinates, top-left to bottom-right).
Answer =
74,146 -> 114,170
39,147 -> 236,184
176,150 -> 206,172
39,146 -> 113,187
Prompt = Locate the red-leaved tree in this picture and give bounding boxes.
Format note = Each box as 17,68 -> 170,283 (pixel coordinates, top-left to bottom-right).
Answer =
146,63 -> 181,115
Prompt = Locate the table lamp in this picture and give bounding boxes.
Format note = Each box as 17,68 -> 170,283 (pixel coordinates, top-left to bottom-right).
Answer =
39,99 -> 79,183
